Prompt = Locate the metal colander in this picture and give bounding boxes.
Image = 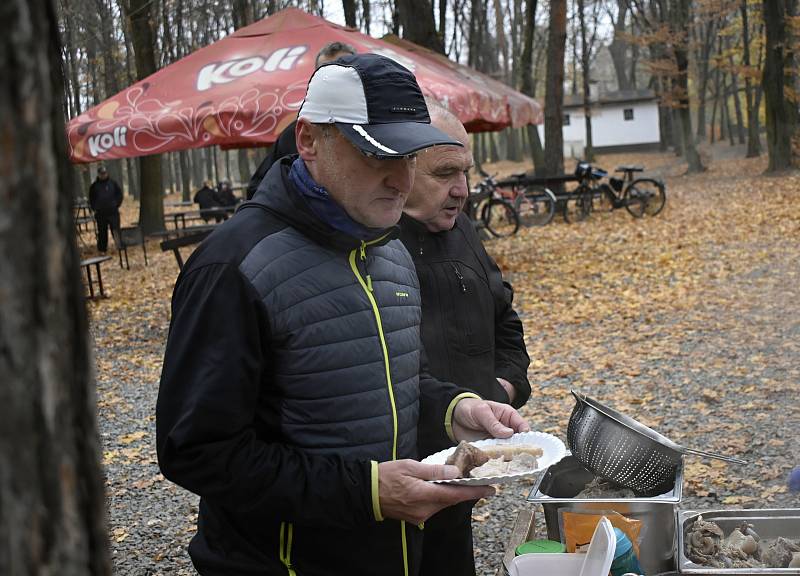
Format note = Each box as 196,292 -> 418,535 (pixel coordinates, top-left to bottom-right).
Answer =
567,390 -> 747,496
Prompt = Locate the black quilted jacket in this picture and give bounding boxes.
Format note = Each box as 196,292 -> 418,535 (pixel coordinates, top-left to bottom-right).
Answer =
157,158 -> 466,576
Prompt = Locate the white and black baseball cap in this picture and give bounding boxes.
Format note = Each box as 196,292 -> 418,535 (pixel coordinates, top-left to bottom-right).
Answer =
298,53 -> 462,158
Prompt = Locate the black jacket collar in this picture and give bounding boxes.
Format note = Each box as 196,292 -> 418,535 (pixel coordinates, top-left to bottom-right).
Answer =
240,155 -> 398,251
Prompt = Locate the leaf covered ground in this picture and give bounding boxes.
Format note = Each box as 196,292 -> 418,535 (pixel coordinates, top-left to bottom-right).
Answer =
84,146 -> 800,575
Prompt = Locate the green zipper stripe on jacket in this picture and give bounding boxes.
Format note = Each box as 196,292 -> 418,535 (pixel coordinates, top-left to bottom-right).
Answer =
348,245 -> 398,459
279,522 -> 296,576
349,243 -> 409,576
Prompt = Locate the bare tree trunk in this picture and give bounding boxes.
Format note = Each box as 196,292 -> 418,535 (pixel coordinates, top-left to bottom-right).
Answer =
204,148 -> 214,182
212,146 -> 220,183
762,0 -> 798,171
361,0 -> 371,33
192,148 -> 206,188
724,75 -> 736,146
94,0 -> 125,188
126,158 -> 139,200
629,33 -> 639,88
694,18 -> 717,140
520,0 -> 545,172
124,0 -> 165,232
570,6 -> 579,95
438,0 -> 446,40
179,151 -> 192,202
726,40 -> 746,144
673,0 -> 704,172
493,0 -> 509,80
237,149 -> 251,186
396,0 -> 444,53
710,66 -> 720,144
740,0 -> 761,157
578,0 -> 593,161
719,79 -> 727,142
489,132 -> 500,162
544,0 -> 567,179
608,0 -> 632,91
0,1 -> 109,574
342,0 -> 357,27
60,0 -> 92,199
164,154 -> 176,195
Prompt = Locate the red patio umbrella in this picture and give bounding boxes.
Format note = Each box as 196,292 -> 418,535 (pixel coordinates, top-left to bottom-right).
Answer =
67,8 -> 542,163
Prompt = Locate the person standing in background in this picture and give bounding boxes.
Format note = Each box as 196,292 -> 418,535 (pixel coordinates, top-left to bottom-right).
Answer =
215,180 -> 239,207
88,165 -> 123,253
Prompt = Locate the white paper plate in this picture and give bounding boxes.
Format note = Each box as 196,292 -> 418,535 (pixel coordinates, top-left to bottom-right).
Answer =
421,431 -> 566,486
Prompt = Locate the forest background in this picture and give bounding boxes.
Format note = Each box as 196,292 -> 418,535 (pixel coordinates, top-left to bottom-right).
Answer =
57,0 -> 800,233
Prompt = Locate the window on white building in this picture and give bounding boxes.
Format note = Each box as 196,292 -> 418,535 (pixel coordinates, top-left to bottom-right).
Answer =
564,114 -> 571,125
623,108 -> 634,121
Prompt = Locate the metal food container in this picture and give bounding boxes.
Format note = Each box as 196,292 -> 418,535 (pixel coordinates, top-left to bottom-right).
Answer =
527,454 -> 683,575
677,508 -> 800,574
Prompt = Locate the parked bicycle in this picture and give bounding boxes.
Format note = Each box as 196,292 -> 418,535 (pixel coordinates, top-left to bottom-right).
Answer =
564,162 -> 666,223
465,169 -> 520,238
494,173 -> 558,227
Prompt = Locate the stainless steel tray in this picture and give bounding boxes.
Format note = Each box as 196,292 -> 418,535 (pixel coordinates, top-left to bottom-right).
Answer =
528,454 -> 683,504
527,455 -> 683,575
678,508 -> 800,574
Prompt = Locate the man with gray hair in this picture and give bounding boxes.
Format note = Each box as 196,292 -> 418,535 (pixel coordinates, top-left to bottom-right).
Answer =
401,103 -> 531,575
157,53 -> 529,576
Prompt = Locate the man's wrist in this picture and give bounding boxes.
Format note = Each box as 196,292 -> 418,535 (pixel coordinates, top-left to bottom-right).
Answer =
370,460 -> 383,521
497,377 -> 516,403
445,392 -> 481,442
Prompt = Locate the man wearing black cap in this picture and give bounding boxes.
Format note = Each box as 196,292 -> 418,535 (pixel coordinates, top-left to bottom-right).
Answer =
88,165 -> 123,253
245,41 -> 357,200
157,53 -> 529,576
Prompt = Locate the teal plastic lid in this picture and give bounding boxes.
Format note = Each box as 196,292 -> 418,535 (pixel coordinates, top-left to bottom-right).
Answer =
613,527 -> 633,556
515,539 -> 566,555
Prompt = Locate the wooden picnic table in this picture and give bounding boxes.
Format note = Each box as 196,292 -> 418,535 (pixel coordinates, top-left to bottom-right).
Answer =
148,224 -> 217,241
80,255 -> 112,299
166,206 -> 236,229
73,199 -> 95,233
165,200 -> 193,208
153,225 -> 216,270
496,172 -> 578,189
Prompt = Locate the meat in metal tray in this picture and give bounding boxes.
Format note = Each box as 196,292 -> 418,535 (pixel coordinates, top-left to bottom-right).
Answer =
677,508 -> 800,574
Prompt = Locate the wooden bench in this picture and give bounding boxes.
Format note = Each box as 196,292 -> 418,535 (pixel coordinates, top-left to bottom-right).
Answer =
80,255 -> 112,299
158,228 -> 214,270
117,225 -> 149,270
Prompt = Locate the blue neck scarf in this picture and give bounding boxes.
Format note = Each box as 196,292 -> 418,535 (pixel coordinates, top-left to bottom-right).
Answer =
288,158 -> 385,241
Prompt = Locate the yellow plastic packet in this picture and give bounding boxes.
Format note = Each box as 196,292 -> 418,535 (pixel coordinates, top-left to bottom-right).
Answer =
559,509 -> 643,556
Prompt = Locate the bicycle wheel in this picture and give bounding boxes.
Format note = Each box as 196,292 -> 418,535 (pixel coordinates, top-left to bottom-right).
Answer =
624,178 -> 666,218
481,199 -> 520,237
514,186 -> 556,227
563,185 -> 593,223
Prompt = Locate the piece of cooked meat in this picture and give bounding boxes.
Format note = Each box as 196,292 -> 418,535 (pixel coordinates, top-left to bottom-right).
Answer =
446,441 -> 491,476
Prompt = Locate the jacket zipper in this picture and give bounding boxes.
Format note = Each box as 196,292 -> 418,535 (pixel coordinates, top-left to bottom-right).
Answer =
451,263 -> 467,293
279,521 -> 296,576
348,238 -> 409,576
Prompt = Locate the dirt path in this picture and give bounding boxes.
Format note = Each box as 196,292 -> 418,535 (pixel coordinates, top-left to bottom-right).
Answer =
472,149 -> 800,573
